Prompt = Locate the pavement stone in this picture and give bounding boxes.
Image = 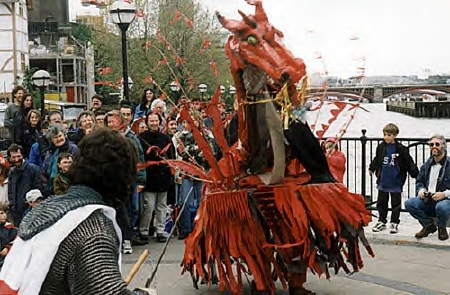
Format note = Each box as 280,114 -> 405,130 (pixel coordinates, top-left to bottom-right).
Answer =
366,212 -> 450,248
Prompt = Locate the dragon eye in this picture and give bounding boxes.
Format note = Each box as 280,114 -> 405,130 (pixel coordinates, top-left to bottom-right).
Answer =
247,35 -> 258,45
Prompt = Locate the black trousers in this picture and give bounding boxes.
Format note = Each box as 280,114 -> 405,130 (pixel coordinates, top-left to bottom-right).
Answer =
377,190 -> 402,224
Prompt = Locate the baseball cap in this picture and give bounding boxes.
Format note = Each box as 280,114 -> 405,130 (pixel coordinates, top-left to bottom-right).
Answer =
26,189 -> 43,203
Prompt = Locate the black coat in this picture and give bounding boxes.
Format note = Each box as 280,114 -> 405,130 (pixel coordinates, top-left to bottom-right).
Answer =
21,124 -> 42,158
139,130 -> 175,192
369,141 -> 419,186
7,160 -> 42,225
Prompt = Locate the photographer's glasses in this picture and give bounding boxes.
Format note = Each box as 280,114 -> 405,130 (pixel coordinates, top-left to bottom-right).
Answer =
429,142 -> 441,147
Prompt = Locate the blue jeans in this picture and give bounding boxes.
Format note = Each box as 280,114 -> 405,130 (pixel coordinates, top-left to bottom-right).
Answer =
128,190 -> 141,229
177,178 -> 202,235
405,197 -> 450,228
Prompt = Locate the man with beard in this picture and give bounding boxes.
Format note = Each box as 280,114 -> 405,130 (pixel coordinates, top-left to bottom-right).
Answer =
6,144 -> 42,226
405,134 -> 450,240
139,113 -> 175,243
90,94 -> 103,114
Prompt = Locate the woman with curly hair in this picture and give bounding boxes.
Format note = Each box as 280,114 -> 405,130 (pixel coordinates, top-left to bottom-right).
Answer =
67,110 -> 96,145
0,128 -> 153,295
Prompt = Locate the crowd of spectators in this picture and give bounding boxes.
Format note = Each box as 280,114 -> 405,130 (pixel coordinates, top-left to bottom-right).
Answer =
0,86 -> 230,258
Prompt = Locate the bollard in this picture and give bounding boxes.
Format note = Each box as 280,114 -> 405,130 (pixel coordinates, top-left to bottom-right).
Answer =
360,129 -> 367,200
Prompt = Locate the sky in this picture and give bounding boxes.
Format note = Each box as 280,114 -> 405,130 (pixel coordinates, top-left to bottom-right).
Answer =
70,0 -> 450,78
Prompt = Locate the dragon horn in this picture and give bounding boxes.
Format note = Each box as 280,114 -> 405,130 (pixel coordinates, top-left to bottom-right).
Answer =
238,10 -> 257,28
216,11 -> 242,33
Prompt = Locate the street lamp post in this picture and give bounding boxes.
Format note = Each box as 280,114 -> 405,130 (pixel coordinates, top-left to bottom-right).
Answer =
198,83 -> 208,100
32,69 -> 51,116
229,86 -> 236,95
109,0 -> 136,103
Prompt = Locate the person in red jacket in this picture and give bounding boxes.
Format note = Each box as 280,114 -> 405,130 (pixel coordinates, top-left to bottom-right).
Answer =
0,203 -> 17,270
323,137 -> 346,183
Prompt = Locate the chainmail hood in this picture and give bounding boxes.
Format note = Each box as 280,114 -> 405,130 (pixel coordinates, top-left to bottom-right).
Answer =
19,185 -> 105,240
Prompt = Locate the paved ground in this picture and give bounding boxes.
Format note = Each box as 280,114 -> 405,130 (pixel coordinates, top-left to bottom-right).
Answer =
121,226 -> 450,294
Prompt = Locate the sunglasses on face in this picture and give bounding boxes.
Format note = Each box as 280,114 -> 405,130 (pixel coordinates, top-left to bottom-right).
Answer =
429,142 -> 441,147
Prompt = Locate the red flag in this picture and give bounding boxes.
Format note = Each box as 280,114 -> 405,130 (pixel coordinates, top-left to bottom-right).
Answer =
209,61 -> 219,77
143,76 -> 153,84
98,67 -> 112,75
184,17 -> 193,28
200,39 -> 211,53
169,10 -> 183,25
316,130 -> 325,138
175,56 -> 185,66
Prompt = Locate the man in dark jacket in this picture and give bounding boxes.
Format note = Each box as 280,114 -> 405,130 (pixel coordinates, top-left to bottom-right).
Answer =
6,144 -> 42,226
369,123 -> 419,234
405,134 -> 450,241
139,113 -> 175,242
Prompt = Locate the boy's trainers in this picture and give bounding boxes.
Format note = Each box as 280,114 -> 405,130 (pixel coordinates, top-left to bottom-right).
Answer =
122,240 -> 133,254
389,223 -> 399,234
372,221 -> 386,232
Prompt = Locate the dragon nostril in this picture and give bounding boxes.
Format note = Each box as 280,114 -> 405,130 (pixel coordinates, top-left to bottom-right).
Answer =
281,71 -> 290,82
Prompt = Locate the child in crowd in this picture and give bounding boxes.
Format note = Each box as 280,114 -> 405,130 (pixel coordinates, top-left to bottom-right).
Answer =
0,155 -> 9,205
53,153 -> 73,195
322,137 -> 346,183
369,123 -> 418,234
25,189 -> 44,209
0,202 -> 17,270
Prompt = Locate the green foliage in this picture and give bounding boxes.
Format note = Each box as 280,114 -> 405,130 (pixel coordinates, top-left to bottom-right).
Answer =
21,67 -> 43,109
91,0 -> 231,105
71,23 -> 93,43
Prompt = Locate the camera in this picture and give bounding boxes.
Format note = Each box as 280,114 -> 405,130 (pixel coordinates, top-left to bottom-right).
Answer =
423,191 -> 434,202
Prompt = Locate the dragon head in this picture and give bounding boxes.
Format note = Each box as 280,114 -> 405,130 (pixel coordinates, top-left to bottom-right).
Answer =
217,0 -> 306,103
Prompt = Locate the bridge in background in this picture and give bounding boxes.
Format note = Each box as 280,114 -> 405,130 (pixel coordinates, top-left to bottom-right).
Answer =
309,84 -> 450,102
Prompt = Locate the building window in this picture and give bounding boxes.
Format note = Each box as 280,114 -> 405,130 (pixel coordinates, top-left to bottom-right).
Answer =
21,53 -> 26,72
26,0 -> 33,10
18,3 -> 24,16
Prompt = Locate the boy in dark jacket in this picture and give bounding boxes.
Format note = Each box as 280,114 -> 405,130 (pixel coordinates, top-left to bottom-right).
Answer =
369,123 -> 419,234
0,202 -> 17,270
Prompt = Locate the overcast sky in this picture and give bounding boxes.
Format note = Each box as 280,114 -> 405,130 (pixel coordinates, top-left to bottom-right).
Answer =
70,0 -> 450,78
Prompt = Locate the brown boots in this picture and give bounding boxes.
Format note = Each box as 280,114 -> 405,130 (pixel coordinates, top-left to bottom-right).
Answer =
414,224 -> 437,239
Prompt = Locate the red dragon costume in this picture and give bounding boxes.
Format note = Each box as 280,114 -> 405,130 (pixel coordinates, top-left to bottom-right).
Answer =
150,1 -> 374,294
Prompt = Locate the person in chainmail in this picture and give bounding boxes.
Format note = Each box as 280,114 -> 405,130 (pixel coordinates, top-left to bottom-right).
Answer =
0,128 -> 152,295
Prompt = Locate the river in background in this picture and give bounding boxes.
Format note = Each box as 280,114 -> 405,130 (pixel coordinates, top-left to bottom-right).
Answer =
306,103 -> 450,138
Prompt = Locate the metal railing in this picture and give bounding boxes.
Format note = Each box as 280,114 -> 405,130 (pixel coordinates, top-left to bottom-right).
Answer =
338,130 -> 436,211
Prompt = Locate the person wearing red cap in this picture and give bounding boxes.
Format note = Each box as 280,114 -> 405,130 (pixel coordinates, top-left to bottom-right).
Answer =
323,137 -> 346,183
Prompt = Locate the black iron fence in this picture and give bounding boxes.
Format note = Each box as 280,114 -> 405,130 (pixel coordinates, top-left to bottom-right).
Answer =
338,130 -> 438,211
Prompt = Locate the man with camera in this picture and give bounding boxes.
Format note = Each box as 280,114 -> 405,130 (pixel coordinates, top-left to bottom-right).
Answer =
405,134 -> 450,241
